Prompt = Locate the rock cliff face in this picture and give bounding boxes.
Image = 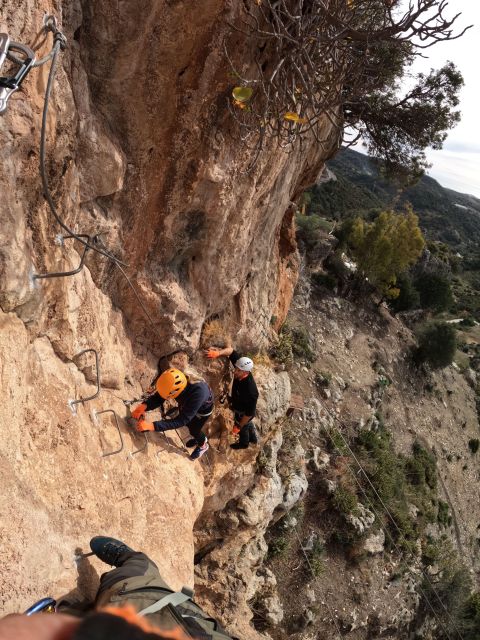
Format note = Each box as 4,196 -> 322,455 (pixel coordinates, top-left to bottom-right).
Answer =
0,0 -> 336,630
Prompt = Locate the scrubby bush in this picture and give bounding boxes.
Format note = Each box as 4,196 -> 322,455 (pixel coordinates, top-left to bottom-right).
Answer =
356,429 -> 438,554
415,272 -> 453,312
312,271 -> 338,291
295,213 -> 332,251
406,442 -> 437,490
267,533 -> 291,558
290,326 -> 316,363
269,325 -> 294,367
460,592 -> 480,639
307,538 -> 326,576
437,500 -> 452,528
389,272 -> 420,312
421,541 -> 480,638
332,486 -> 359,517
315,371 -> 332,387
270,323 -> 316,365
415,321 -> 456,369
327,428 -> 349,456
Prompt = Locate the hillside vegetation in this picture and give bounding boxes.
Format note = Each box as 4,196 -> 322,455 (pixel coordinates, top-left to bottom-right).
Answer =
304,148 -> 480,319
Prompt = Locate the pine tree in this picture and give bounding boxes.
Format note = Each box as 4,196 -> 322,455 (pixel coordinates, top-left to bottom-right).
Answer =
347,208 -> 425,296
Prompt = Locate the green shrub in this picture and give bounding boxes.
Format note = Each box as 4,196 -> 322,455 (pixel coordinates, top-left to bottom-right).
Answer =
268,534 -> 291,558
461,592 -> 480,639
295,213 -> 332,251
316,371 -> 332,387
312,271 -> 338,290
307,538 -> 326,576
421,565 -> 472,630
356,429 -> 438,554
468,439 -> 479,454
415,321 -> 456,369
390,272 -> 420,312
290,326 -> 316,362
270,325 -> 294,367
437,500 -> 452,528
405,442 -> 437,490
270,323 -> 315,365
328,428 -> 349,455
461,316 -> 476,328
332,486 -> 359,517
422,535 -> 447,566
415,272 -> 453,312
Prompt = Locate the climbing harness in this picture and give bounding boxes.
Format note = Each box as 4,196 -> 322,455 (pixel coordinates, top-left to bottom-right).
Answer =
138,590 -> 192,617
0,34 -> 35,114
196,407 -> 214,418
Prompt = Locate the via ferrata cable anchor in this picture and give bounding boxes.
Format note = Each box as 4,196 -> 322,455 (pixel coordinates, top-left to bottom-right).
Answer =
0,34 -> 35,115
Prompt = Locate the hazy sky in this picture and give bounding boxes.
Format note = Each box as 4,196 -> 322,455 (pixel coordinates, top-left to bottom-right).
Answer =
354,3 -> 480,198
414,2 -> 480,198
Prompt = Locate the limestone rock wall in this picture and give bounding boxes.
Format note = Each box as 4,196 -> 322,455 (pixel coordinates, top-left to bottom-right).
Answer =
0,0 -> 336,629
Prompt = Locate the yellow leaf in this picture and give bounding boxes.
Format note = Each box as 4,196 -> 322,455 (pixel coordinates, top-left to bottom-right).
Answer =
233,99 -> 247,110
232,86 -> 253,103
284,111 -> 307,124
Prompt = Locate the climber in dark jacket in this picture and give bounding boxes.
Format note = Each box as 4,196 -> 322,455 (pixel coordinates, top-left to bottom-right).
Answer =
131,368 -> 213,461
204,346 -> 259,449
7,535 -> 236,640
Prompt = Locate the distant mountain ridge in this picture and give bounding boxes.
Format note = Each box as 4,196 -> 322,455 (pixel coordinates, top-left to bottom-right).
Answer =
312,148 -> 480,259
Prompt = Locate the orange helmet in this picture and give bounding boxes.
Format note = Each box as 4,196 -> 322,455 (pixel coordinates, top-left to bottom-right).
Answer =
156,368 -> 187,399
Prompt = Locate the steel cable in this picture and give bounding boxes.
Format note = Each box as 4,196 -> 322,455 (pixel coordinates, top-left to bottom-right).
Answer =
318,404 -> 464,640
39,34 -> 128,267
292,524 -> 344,640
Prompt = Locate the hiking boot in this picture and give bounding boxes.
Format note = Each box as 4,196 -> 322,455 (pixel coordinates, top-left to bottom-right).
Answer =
186,438 -> 198,448
190,439 -> 209,461
90,536 -> 133,567
230,442 -> 248,450
248,423 -> 258,445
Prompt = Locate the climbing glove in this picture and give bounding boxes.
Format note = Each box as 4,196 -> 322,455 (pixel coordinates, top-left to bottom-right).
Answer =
136,419 -> 155,433
131,403 -> 147,420
232,424 -> 241,435
205,348 -> 220,359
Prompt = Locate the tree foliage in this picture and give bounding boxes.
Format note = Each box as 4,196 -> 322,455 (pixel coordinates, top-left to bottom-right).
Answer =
226,0 -> 469,177
390,272 -> 420,312
346,209 -> 425,296
349,62 -> 464,181
415,321 -> 456,369
415,271 -> 453,312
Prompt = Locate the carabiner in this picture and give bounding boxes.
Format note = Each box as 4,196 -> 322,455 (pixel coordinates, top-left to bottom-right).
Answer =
25,597 -> 57,615
0,35 -> 36,115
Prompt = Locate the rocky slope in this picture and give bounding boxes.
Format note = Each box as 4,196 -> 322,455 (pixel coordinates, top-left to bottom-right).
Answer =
222,263 -> 479,639
1,2 -> 478,639
0,0 -> 335,632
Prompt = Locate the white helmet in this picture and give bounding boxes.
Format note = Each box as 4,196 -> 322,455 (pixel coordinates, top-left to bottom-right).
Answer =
235,356 -> 254,372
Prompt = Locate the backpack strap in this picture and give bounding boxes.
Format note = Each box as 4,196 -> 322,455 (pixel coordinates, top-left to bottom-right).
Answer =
138,591 -> 191,617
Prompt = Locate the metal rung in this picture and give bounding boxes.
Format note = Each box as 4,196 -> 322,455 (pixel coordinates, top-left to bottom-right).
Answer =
69,348 -> 100,414
129,433 -> 148,457
92,409 -> 124,457
33,234 -> 91,280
